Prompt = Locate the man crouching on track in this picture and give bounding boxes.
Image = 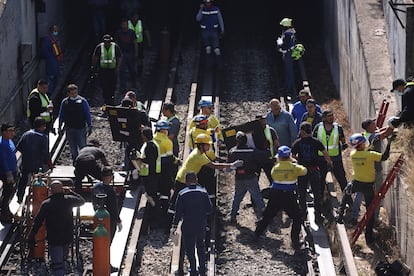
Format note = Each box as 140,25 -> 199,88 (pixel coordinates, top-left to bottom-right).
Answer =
254,146 -> 307,248
168,134 -> 243,219
171,172 -> 212,276
29,180 -> 85,276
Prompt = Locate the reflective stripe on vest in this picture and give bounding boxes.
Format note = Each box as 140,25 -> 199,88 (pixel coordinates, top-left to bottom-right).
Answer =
26,90 -> 51,122
128,20 -> 143,43
317,123 -> 339,156
49,36 -> 63,61
100,43 -> 116,69
264,126 -> 274,157
271,180 -> 297,191
166,115 -> 178,123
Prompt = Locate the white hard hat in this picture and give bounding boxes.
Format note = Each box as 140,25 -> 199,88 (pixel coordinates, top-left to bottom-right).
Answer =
280,18 -> 292,27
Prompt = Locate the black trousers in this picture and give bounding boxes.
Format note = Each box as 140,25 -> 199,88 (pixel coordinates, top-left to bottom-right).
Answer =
74,159 -> 102,193
297,168 -> 322,216
319,158 -> 348,197
255,189 -> 302,243
99,68 -> 117,105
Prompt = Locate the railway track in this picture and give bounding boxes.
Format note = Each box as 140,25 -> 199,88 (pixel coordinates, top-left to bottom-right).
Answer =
0,6 -> 366,276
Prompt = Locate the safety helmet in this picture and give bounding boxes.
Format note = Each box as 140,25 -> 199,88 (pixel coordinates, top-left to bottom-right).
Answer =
195,133 -> 212,144
349,133 -> 367,147
199,99 -> 213,108
280,18 -> 293,27
277,145 -> 291,158
291,43 -> 305,60
155,120 -> 171,130
193,114 -> 209,125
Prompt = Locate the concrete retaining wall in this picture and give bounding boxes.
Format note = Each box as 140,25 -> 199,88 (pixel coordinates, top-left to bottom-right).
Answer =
0,0 -> 65,124
322,0 -> 413,269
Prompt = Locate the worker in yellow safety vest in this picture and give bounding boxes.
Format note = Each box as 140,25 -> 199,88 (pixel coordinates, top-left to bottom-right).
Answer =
27,79 -> 54,132
128,13 -> 151,75
153,120 -> 180,226
313,109 -> 348,198
189,99 -> 224,145
92,34 -> 122,105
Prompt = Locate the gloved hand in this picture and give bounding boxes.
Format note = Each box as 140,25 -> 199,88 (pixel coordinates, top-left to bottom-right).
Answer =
146,194 -> 156,207
230,160 -> 244,169
276,37 -> 283,46
5,172 -> 14,184
341,143 -> 349,150
87,126 -> 93,137
117,221 -> 123,232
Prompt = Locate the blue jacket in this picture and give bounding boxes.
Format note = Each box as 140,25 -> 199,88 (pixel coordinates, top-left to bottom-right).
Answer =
16,130 -> 50,172
0,137 -> 17,175
58,95 -> 92,129
174,184 -> 212,231
266,110 -> 297,147
291,101 -> 322,131
196,5 -> 224,33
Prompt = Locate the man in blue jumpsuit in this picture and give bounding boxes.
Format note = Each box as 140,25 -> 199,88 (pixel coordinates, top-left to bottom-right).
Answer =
196,0 -> 224,62
172,172 -> 212,276
277,18 -> 296,98
41,25 -> 63,97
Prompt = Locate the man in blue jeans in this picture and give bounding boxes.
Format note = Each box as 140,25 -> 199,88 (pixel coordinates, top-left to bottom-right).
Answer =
228,131 -> 267,223
29,180 -> 85,276
172,172 -> 212,276
58,83 -> 92,163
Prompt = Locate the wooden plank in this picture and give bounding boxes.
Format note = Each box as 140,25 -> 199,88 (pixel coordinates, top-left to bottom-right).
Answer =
110,189 -> 140,274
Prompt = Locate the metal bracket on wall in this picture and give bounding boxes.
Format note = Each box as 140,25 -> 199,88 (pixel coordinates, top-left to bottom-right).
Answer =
388,0 -> 414,29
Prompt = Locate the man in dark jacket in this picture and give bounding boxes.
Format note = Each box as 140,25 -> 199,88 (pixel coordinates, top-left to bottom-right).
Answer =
74,140 -> 109,193
172,172 -> 212,276
92,166 -> 122,239
229,131 -> 267,223
16,117 -> 51,203
29,180 -> 85,276
58,83 -> 92,162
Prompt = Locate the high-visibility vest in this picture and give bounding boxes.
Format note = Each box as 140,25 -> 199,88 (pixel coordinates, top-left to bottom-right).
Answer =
100,43 -> 116,69
404,82 -> 414,88
139,140 -> 161,176
49,35 -> 63,61
317,123 -> 340,156
264,126 -> 274,157
128,20 -> 143,43
26,90 -> 52,122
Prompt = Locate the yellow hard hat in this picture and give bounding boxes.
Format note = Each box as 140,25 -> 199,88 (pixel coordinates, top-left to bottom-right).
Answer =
280,18 -> 292,27
195,133 -> 212,144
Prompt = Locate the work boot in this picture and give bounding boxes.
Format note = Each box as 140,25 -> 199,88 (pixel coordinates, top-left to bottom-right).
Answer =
335,208 -> 344,224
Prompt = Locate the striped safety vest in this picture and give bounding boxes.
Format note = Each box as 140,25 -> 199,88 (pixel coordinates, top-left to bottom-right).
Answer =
49,35 -> 63,61
26,90 -> 52,122
317,123 -> 340,156
100,43 -> 116,69
128,20 -> 143,43
139,140 -> 161,176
